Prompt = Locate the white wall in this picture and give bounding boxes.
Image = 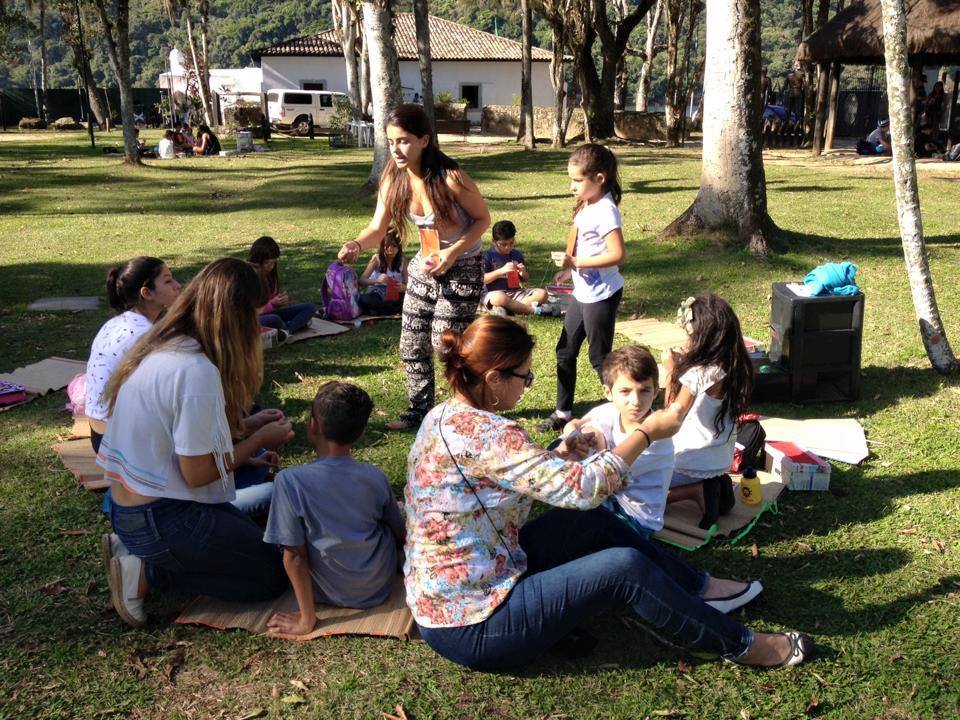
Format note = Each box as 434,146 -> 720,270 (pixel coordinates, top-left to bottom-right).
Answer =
261,55 -> 554,123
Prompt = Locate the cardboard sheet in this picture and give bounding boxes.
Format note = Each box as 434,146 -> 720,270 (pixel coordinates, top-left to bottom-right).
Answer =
654,471 -> 785,551
68,416 -> 91,439
0,357 -> 86,396
27,296 -> 101,311
615,318 -> 688,353
759,416 -> 868,465
175,575 -> 415,642
283,317 -> 350,344
334,313 -> 402,325
53,438 -> 108,491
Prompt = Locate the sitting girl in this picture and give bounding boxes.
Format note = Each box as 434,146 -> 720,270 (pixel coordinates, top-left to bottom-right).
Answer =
86,257 -> 181,453
665,294 -> 754,530
248,236 -> 317,340
358,230 -> 406,316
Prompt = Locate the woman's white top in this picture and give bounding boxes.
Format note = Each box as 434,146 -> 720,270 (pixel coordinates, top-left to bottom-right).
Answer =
96,338 -> 235,503
581,401 -> 675,532
672,364 -> 736,479
571,192 -> 624,304
85,311 -> 153,421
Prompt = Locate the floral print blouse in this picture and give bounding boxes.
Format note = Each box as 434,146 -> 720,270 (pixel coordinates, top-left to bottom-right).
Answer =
403,397 -> 629,628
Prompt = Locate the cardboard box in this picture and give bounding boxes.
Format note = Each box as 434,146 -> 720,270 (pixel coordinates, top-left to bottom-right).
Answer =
260,327 -> 279,350
765,440 -> 831,491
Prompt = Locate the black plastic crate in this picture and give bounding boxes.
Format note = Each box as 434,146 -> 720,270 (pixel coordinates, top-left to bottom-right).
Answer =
767,282 -> 864,401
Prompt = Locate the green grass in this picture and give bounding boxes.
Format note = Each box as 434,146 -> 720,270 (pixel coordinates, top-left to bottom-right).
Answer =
1,129 -> 959,719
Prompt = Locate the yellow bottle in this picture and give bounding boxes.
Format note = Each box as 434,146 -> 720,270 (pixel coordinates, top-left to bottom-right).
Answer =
739,468 -> 763,506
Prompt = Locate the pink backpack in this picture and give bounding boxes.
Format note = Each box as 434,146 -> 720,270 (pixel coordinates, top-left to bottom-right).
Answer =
320,262 -> 361,321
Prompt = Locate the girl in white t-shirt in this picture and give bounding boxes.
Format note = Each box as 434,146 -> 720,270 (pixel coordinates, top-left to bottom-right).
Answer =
541,144 -> 626,432
358,230 -> 407,315
85,257 -> 181,453
98,258 -> 294,626
664,294 -> 754,529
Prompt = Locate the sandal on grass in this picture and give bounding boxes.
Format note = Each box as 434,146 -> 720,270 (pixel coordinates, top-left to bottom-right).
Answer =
385,411 -> 423,432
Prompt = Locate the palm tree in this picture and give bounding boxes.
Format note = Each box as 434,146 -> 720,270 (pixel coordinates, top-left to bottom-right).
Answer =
878,0 -> 957,373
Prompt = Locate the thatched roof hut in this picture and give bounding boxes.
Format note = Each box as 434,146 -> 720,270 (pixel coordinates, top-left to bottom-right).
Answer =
797,0 -> 960,65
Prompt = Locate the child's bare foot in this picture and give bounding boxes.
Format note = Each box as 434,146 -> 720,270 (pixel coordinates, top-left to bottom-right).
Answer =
267,611 -> 317,637
734,631 -> 813,668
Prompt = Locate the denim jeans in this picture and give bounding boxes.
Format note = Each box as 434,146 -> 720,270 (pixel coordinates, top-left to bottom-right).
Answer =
419,507 -> 752,670
231,450 -> 275,516
110,498 -> 287,601
260,302 -> 316,334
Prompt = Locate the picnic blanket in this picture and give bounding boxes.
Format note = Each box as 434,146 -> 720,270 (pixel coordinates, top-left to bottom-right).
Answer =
283,317 -> 350,344
654,471 -> 785,551
53,438 -> 108,491
175,574 -> 415,642
333,313 -> 402,325
615,317 -> 688,354
0,357 -> 86,397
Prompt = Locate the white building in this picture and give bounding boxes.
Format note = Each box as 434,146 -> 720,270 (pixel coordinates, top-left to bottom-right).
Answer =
254,14 -> 555,124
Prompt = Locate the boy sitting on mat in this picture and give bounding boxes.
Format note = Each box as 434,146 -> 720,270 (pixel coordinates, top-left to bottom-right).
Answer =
482,220 -> 555,316
264,381 -> 405,636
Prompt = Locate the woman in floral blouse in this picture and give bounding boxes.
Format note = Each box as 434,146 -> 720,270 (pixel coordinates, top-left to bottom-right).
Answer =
404,316 -> 813,670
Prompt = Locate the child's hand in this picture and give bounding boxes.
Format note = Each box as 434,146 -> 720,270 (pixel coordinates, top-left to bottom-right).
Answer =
662,347 -> 680,374
427,247 -> 458,276
247,451 -> 280,469
397,282 -> 407,292
245,408 -> 285,433
553,268 -> 572,285
266,611 -> 316,637
561,254 -> 576,271
257,420 -> 295,450
377,273 -> 389,284
556,434 -> 590,461
500,261 -> 516,276
274,292 -> 289,307
579,424 -> 607,452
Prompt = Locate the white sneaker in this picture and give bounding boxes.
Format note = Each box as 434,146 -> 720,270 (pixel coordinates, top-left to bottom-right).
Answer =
100,533 -> 129,577
489,306 -> 508,317
705,580 -> 763,613
108,554 -> 146,627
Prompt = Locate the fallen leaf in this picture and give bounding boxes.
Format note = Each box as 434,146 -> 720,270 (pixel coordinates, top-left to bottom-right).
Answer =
885,650 -> 904,662
290,679 -> 309,692
797,542 -> 814,553
163,647 -> 185,684
57,529 -> 92,536
740,710 -> 751,720
281,694 -> 306,705
812,671 -> 829,686
39,580 -> 70,596
237,710 -> 267,720
376,409 -> 387,417
97,649 -> 106,657
677,659 -> 690,673
932,539 -> 947,554
270,684 -> 278,699
751,543 -> 760,559
125,652 -> 148,680
897,526 -> 918,535
652,710 -> 680,718
804,693 -> 820,715
84,578 -> 96,596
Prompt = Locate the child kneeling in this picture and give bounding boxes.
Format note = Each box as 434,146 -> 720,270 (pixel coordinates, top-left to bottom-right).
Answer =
264,381 -> 405,636
563,345 -> 675,537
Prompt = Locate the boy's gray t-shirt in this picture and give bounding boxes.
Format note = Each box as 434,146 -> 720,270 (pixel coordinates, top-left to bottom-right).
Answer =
264,456 -> 404,608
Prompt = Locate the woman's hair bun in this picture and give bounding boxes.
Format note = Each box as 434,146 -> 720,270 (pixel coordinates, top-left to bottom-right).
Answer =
438,328 -> 464,365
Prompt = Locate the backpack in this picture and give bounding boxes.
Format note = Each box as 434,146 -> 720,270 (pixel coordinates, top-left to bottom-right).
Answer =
730,413 -> 766,473
320,261 -> 361,321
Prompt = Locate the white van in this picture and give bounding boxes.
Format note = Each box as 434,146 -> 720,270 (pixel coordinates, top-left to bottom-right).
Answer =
266,89 -> 349,135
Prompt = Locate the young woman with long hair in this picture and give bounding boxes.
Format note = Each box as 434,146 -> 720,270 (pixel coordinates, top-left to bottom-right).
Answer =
404,316 -> 812,671
98,258 -> 293,627
338,104 -> 490,430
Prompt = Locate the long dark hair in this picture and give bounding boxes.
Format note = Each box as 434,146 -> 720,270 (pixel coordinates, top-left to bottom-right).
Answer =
569,143 -> 622,217
106,257 -> 166,313
670,294 -> 753,436
381,104 -> 461,245
247,236 -> 280,295
377,230 -> 404,273
439,316 -> 535,411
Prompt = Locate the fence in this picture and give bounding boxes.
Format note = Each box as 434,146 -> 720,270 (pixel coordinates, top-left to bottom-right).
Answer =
0,87 -> 164,129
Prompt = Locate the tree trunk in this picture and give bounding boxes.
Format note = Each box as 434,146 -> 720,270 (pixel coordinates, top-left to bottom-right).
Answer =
663,0 -> 684,146
812,61 -> 829,155
611,0 -> 628,110
362,0 -> 402,192
878,0 -> 958,373
360,39 -> 372,116
333,0 -> 362,115
662,0 -> 772,255
635,0 -> 663,112
548,14 -> 569,148
184,15 -> 213,125
198,0 -> 214,125
92,0 -> 139,164
38,3 -> 48,121
520,0 -> 536,149
824,61 -> 841,150
412,0 -> 435,128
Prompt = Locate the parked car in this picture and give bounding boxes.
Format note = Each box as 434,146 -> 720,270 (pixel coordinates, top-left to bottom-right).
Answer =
266,89 -> 349,135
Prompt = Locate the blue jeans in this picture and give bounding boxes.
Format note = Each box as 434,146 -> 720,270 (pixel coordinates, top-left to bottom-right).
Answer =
419,508 -> 752,670
231,450 -> 274,516
110,498 -> 287,601
260,302 -> 316,334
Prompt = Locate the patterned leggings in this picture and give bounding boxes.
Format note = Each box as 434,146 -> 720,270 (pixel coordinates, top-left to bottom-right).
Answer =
399,253 -> 484,420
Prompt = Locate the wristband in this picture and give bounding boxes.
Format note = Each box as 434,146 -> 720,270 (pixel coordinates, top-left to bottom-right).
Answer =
349,240 -> 362,253
634,427 -> 651,448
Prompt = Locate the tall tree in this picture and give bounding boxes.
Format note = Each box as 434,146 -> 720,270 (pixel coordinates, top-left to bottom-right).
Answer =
662,0 -> 772,255
27,0 -> 48,121
332,0 -> 361,114
542,0 -> 572,147
91,0 -> 139,164
162,0 -> 214,125
635,0 -> 663,112
519,0 -> 535,149
362,0 -> 401,191
663,0 -> 701,146
878,0 -> 957,373
412,0 -> 434,127
57,0 -> 107,127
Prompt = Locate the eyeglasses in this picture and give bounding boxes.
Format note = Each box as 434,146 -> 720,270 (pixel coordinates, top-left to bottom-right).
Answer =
502,368 -> 535,388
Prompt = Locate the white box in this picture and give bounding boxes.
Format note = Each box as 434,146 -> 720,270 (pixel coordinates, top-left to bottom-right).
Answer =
260,327 -> 279,350
764,441 -> 831,491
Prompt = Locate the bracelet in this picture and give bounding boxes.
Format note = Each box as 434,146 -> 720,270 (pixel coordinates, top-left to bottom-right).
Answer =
349,240 -> 362,252
634,427 -> 651,448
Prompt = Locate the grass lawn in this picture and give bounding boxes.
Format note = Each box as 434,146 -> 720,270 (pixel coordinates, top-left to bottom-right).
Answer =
1,130 -> 958,720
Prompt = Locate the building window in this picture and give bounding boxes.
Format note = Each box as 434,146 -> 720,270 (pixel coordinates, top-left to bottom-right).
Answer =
460,84 -> 481,110
302,81 -> 325,91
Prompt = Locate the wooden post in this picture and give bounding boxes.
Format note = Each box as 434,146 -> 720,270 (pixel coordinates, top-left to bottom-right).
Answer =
812,62 -> 829,155
824,61 -> 841,151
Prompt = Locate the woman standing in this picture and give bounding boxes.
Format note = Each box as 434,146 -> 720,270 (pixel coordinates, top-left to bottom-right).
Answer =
98,258 -> 292,626
338,104 -> 489,430
404,316 -> 813,670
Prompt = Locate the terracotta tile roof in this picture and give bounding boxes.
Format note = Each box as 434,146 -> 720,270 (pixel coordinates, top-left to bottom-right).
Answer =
256,13 -> 552,62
